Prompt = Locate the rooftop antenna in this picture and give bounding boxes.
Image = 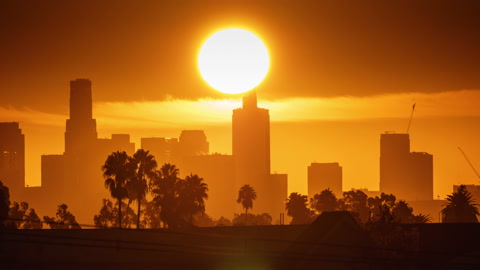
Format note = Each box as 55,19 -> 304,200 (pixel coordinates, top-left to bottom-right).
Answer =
406,103 -> 416,134
458,146 -> 480,179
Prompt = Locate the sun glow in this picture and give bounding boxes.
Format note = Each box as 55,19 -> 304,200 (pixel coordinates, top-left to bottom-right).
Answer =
198,28 -> 270,94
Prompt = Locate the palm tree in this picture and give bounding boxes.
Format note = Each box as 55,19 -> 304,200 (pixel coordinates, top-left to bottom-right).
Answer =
151,163 -> 180,228
236,184 -> 257,225
411,213 -> 431,224
310,188 -> 338,214
102,151 -> 132,228
286,192 -> 314,224
441,185 -> 479,223
178,174 -> 209,224
128,149 -> 157,229
392,200 -> 414,223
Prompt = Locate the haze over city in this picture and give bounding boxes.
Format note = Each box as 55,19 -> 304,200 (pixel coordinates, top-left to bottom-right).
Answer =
2,1 -> 480,269
2,1 -> 480,199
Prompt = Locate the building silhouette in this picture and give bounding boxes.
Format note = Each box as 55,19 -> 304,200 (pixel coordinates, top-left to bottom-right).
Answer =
178,130 -> 209,158
65,79 -> 97,154
41,154 -> 65,202
269,173 -> 288,222
232,91 -> 287,216
141,137 -> 179,166
10,79 -> 288,223
0,122 -> 25,198
182,153 -> 235,219
20,79 -> 135,224
141,130 -> 209,168
308,162 -> 343,198
380,132 -> 433,201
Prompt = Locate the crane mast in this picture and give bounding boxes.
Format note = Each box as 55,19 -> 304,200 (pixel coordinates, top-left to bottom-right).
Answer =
458,146 -> 480,179
406,103 -> 416,134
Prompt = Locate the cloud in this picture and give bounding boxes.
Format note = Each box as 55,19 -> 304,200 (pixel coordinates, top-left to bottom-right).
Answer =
0,106 -> 65,127
2,90 -> 479,130
94,90 -> 480,128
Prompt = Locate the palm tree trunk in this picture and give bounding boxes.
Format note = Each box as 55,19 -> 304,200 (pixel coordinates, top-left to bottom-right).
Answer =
245,208 -> 248,226
137,198 -> 141,229
118,199 -> 122,229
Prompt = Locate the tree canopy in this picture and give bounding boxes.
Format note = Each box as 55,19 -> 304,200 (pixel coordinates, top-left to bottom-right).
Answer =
442,185 -> 479,223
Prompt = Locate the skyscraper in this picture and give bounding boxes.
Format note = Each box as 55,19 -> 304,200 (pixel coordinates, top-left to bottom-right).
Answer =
232,91 -> 272,214
178,130 -> 209,158
380,133 -> 433,201
308,162 -> 343,198
409,152 -> 433,200
0,122 -> 25,198
380,133 -> 410,197
65,79 -> 98,154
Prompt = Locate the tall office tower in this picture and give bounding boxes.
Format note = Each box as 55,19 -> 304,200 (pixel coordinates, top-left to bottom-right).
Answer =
409,152 -> 433,200
178,130 -> 209,158
232,91 -> 272,214
380,133 -> 433,201
380,133 -> 411,198
0,122 -> 25,198
65,79 -> 98,154
308,162 -> 343,198
63,79 -> 101,221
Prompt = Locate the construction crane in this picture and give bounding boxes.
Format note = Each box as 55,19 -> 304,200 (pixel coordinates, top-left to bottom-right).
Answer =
406,103 -> 416,134
458,146 -> 480,179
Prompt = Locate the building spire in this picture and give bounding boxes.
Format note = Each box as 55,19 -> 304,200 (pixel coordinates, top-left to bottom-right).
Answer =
242,90 -> 257,109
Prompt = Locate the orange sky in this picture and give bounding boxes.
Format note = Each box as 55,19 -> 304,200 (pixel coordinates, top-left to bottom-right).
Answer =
2,90 -> 480,199
1,0 -> 480,199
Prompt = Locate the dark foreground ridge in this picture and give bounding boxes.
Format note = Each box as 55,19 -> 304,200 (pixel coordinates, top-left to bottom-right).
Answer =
1,212 -> 480,269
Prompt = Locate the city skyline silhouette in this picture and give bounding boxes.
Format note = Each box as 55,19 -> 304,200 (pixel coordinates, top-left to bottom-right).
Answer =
1,0 -> 480,215
2,1 -> 480,269
1,1 -> 480,202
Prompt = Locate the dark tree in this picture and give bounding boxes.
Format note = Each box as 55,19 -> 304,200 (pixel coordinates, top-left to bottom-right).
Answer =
192,212 -> 216,227
340,190 -> 369,223
310,188 -> 338,214
8,201 -> 28,228
411,213 -> 431,223
0,181 -> 10,229
93,199 -> 116,228
94,199 -> 137,228
232,213 -> 272,226
102,151 -> 132,229
22,209 -> 42,229
236,184 -> 257,225
367,192 -> 396,221
392,200 -> 413,223
441,185 -> 479,223
286,192 -> 315,224
216,216 -> 232,227
178,174 -> 209,224
8,201 -> 42,229
140,199 -> 162,229
43,204 -> 81,229
151,163 -> 181,228
128,149 -> 157,229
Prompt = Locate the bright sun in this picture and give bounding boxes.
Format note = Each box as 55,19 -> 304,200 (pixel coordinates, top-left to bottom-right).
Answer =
198,28 -> 270,94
